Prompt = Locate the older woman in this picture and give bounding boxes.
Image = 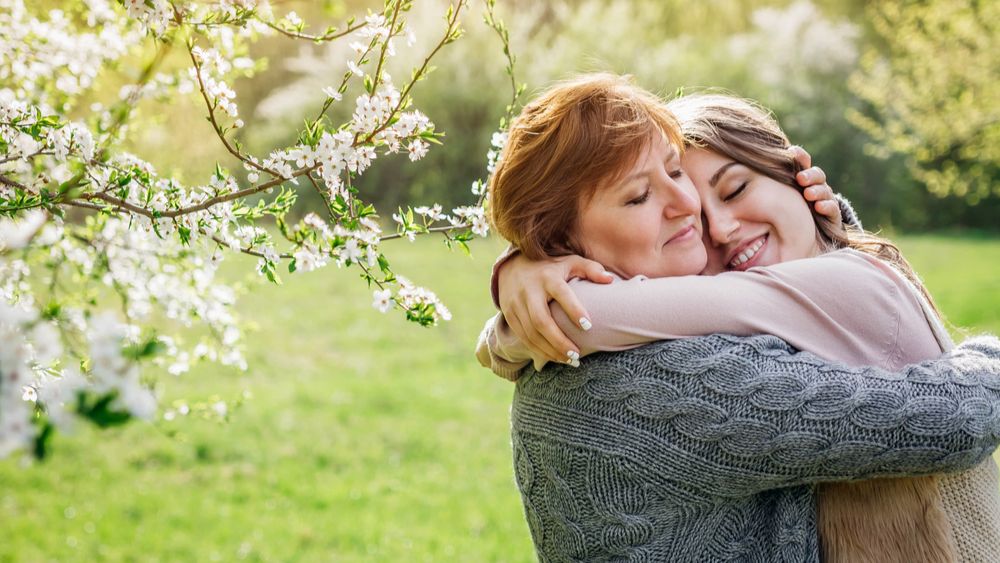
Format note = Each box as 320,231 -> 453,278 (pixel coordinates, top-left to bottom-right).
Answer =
477,74 -> 1000,562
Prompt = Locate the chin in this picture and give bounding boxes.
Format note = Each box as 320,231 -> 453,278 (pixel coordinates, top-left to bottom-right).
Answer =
700,263 -> 726,276
671,256 -> 708,278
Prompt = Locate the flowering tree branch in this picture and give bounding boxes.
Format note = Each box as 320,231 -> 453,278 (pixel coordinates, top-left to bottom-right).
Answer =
0,0 -> 522,460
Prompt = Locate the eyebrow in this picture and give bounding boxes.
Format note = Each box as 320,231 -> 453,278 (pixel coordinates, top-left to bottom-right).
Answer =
618,146 -> 679,186
708,161 -> 740,188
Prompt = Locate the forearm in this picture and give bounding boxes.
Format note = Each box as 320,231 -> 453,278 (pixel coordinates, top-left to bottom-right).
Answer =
550,251 -> 916,366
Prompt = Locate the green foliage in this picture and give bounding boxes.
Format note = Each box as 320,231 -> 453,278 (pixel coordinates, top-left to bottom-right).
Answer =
122,335 -> 166,361
76,392 -> 133,428
124,0 -> 998,232
849,0 -> 999,203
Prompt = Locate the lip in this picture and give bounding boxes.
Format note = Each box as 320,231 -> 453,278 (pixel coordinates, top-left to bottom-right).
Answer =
665,223 -> 698,245
726,234 -> 768,272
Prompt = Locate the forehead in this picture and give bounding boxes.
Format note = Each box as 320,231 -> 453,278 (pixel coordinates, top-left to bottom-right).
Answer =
584,137 -> 671,201
681,148 -> 737,182
618,135 -> 677,179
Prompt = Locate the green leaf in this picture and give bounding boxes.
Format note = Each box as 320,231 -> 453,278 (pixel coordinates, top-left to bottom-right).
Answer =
76,392 -> 132,428
32,418 -> 54,461
123,337 -> 165,361
41,300 -> 62,320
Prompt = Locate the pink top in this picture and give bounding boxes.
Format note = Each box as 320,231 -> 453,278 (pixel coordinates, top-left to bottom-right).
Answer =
476,248 -> 951,380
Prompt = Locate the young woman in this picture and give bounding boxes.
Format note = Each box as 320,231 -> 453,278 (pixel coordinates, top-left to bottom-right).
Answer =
477,74 -> 1000,562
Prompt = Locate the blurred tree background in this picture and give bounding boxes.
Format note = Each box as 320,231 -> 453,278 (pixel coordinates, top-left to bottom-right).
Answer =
131,0 -> 999,233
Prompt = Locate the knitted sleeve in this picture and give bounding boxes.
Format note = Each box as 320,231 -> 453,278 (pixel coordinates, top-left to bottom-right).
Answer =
836,192 -> 862,230
512,334 -> 1000,502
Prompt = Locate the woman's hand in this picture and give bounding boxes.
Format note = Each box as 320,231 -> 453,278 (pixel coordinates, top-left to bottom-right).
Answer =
497,253 -> 613,366
790,146 -> 841,228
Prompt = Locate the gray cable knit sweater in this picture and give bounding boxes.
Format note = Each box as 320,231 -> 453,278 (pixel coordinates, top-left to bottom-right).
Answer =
512,334 -> 1000,562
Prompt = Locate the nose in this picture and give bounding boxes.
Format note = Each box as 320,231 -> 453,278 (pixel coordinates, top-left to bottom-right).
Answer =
705,206 -> 740,247
661,177 -> 700,219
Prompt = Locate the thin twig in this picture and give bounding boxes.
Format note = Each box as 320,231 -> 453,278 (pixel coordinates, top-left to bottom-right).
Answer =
208,234 -> 293,260
356,0 -> 467,147
0,174 -> 32,191
259,19 -> 367,43
379,224 -> 467,242
186,41 -> 271,176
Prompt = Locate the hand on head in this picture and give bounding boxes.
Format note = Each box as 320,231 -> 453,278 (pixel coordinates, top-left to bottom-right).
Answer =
790,146 -> 842,228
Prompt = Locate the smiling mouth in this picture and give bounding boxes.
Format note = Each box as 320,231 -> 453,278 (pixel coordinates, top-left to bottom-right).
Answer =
666,224 -> 697,245
728,234 -> 767,270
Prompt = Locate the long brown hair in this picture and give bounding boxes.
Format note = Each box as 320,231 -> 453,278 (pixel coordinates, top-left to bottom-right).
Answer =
667,93 -> 939,313
488,73 -> 684,260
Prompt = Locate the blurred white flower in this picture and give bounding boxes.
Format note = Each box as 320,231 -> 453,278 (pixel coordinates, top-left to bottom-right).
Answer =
372,288 -> 393,313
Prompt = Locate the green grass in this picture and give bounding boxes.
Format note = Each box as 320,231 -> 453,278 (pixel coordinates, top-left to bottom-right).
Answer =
1,234 -> 998,562
896,234 -> 1000,336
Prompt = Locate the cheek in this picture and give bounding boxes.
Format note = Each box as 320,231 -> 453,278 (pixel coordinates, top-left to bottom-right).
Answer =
616,207 -> 653,242
696,222 -> 718,271
775,192 -> 819,252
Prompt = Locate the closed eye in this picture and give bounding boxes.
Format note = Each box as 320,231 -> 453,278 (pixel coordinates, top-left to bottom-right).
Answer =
668,168 -> 684,179
627,188 -> 651,205
724,181 -> 748,202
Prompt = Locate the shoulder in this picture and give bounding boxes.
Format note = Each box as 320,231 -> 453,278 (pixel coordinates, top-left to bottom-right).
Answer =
753,248 -> 898,288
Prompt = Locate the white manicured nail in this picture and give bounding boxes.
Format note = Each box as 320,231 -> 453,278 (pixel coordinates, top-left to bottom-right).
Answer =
566,350 -> 580,367
579,317 -> 592,331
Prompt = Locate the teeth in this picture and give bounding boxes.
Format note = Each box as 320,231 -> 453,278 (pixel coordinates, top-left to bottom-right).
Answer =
730,238 -> 765,267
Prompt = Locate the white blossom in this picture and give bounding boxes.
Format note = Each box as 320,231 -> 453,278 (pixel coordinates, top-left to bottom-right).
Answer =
337,237 -> 362,266
293,244 -> 328,272
0,0 -> 492,459
372,288 -> 393,313
321,86 -> 343,101
407,139 -> 429,161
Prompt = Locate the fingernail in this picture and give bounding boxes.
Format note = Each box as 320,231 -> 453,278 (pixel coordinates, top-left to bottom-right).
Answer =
566,350 -> 580,367
579,317 -> 592,331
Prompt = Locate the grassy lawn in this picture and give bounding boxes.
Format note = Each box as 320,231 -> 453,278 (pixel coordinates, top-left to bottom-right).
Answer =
1,234 -> 998,562
896,234 -> 1000,336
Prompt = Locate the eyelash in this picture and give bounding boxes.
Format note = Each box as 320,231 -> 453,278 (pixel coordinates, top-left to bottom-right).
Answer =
628,187 -> 651,205
724,181 -> 749,202
668,168 -> 684,179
